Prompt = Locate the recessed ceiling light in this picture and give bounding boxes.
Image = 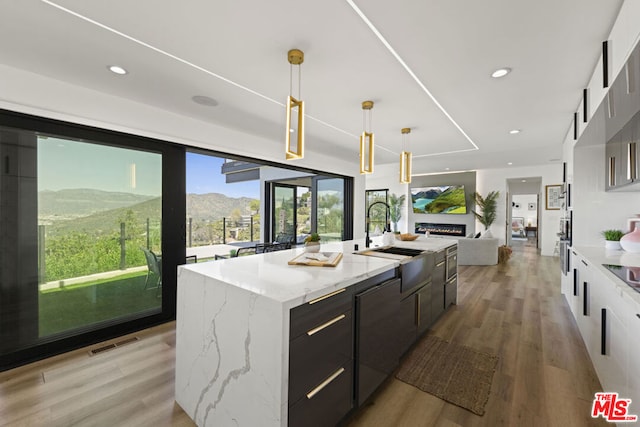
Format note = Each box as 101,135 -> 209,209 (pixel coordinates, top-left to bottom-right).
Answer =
509,129 -> 521,134
445,167 -> 450,171
522,179 -> 527,182
108,65 -> 127,75
192,95 -> 219,107
491,67 -> 512,78
508,162 -> 513,166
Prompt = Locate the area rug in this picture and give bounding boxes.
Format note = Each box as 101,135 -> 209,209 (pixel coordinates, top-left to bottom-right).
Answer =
396,335 -> 499,415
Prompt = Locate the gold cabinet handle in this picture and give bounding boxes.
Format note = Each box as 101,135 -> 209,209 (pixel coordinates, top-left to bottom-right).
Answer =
306,367 -> 345,399
308,288 -> 346,305
436,261 -> 445,267
307,314 -> 346,336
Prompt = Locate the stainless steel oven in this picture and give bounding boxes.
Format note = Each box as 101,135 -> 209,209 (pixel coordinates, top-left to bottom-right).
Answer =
445,245 -> 457,281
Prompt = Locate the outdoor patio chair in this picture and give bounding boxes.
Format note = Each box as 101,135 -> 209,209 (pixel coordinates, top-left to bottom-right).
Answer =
141,247 -> 162,297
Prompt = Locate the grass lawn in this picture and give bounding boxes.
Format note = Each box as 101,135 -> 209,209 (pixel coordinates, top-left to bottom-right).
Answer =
39,271 -> 161,337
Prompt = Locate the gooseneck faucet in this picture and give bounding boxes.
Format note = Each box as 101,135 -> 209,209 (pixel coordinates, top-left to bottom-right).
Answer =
365,201 -> 391,248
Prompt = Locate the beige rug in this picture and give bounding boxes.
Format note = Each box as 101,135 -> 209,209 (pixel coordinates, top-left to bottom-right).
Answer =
396,335 -> 499,415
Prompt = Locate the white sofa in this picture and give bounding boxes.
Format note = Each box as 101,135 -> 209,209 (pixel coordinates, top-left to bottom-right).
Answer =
455,237 -> 499,265
426,235 -> 499,265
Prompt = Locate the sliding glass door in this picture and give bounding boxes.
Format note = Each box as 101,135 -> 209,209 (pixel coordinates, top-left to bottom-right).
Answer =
37,137 -> 162,337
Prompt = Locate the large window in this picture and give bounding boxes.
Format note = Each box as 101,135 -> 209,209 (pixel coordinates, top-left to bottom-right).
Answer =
365,189 -> 388,235
0,109 -> 352,370
315,177 -> 345,242
37,137 -> 162,337
0,112 -> 184,370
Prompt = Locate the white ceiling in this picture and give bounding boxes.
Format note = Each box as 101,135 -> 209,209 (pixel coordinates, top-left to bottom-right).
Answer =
0,0 -> 624,175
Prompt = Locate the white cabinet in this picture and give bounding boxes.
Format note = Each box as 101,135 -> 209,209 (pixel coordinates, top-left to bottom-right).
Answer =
566,249 -> 640,412
624,297 -> 640,414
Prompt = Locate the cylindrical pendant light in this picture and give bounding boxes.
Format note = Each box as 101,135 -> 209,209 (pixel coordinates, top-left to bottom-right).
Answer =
399,128 -> 412,184
286,49 -> 304,160
360,100 -> 374,174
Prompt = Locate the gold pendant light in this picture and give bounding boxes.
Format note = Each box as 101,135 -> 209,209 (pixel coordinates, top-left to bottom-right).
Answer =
286,49 -> 304,160
360,100 -> 375,174
399,127 -> 412,184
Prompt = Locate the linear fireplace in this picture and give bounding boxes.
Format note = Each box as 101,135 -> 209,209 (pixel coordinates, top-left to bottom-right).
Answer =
415,222 -> 467,237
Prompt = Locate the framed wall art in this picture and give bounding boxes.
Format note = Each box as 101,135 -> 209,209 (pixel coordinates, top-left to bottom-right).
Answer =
545,185 -> 563,210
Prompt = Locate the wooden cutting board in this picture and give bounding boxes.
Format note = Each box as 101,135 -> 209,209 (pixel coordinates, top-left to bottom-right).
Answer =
288,252 -> 343,267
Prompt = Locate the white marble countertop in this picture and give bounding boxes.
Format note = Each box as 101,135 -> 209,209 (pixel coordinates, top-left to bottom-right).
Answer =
180,236 -> 456,310
573,245 -> 640,308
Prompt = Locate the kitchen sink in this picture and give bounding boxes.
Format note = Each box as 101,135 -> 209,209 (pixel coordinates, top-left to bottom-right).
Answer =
368,247 -> 424,257
355,246 -> 425,259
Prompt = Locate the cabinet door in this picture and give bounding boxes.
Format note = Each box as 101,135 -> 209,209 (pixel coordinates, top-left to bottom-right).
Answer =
598,305 -> 627,396
417,283 -> 433,336
398,293 -> 417,357
618,125 -> 634,186
625,298 -> 640,413
605,134 -> 621,191
356,278 -> 401,405
444,277 -> 457,308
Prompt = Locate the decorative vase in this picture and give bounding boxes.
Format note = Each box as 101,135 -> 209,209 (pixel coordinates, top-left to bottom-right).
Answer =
605,240 -> 622,251
620,228 -> 640,253
304,241 -> 320,253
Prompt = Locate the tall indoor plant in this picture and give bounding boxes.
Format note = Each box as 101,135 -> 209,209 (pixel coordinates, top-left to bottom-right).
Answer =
472,191 -> 500,235
388,193 -> 406,233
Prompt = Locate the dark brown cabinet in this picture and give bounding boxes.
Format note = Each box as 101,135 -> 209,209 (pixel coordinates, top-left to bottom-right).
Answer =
355,277 -> 401,405
288,287 -> 354,427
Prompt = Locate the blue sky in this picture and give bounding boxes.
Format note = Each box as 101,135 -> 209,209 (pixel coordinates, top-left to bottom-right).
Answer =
186,152 -> 259,198
37,138 -> 259,198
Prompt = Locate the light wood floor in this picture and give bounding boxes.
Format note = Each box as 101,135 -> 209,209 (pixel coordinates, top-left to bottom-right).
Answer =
0,244 -> 607,427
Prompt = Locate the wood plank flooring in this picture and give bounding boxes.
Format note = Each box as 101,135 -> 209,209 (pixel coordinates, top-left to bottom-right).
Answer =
0,244 -> 607,426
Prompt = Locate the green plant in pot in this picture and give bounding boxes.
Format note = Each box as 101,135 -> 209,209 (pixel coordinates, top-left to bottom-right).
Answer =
472,191 -> 499,237
602,229 -> 624,251
304,232 -> 321,253
388,193 -> 406,233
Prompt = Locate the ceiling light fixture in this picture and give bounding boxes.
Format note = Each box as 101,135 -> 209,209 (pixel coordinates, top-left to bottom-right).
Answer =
491,67 -> 512,78
108,65 -> 127,75
285,49 -> 304,160
509,129 -> 521,134
345,0 -> 479,155
508,162 -> 513,166
399,128 -> 412,184
360,100 -> 375,174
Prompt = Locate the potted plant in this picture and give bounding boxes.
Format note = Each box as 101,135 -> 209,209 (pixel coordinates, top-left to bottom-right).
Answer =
602,229 -> 624,250
304,233 -> 321,253
388,193 -> 406,234
472,191 -> 500,237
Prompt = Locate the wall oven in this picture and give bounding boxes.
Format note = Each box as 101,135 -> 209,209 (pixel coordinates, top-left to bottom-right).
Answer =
559,240 -> 570,276
445,245 -> 457,281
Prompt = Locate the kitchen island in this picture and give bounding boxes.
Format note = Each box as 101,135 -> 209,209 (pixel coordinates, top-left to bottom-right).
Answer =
174,237 -> 457,427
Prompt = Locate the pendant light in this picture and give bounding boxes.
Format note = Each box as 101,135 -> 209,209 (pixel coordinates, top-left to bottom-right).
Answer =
286,49 -> 305,160
399,128 -> 412,184
360,100 -> 375,174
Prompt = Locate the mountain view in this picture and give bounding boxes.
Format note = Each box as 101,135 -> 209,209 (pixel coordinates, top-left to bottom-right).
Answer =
39,189 -> 258,235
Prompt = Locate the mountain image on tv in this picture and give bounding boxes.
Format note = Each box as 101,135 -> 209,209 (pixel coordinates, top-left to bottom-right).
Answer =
411,185 -> 467,214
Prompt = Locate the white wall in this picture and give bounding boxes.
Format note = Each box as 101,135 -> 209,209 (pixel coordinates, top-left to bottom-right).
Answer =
511,194 -> 538,228
364,163 -> 409,234
477,164 -> 562,256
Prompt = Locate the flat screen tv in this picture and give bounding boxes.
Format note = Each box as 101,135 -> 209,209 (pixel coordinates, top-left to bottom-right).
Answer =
411,185 -> 467,214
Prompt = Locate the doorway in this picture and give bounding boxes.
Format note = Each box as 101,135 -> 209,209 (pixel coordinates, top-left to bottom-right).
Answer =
506,177 -> 542,251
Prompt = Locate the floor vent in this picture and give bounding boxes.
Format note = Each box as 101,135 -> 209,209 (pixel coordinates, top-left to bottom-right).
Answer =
88,336 -> 139,356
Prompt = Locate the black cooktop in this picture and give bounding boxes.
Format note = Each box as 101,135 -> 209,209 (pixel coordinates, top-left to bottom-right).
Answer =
603,264 -> 640,294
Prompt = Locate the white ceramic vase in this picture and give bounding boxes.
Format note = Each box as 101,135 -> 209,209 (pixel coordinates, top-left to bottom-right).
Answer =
304,242 -> 320,253
620,228 -> 640,253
